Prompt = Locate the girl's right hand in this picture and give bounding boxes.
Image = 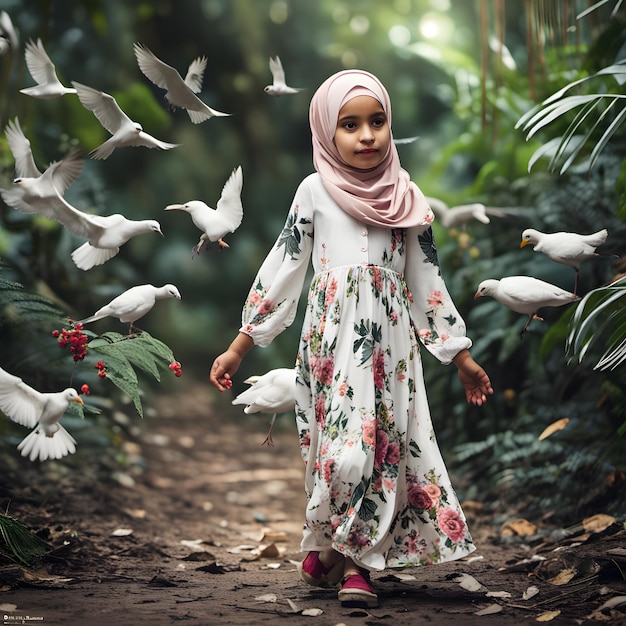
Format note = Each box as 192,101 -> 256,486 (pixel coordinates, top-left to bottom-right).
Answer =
209,350 -> 241,391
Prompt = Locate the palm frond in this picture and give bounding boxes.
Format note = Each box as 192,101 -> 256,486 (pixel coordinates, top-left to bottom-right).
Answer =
0,514 -> 51,566
566,276 -> 626,370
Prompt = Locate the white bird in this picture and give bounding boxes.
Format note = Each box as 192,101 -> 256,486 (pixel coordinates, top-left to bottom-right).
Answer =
133,43 -> 229,123
19,38 -> 77,99
72,81 -> 180,159
232,368 -> 297,445
76,283 -> 181,333
426,196 -> 513,228
264,56 -> 302,96
0,149 -> 83,214
0,366 -> 83,462
4,117 -> 42,179
0,11 -> 18,57
520,228 -> 611,296
165,165 -> 243,256
474,276 -> 580,335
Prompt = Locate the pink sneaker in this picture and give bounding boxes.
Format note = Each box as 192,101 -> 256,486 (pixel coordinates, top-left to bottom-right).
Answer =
338,571 -> 378,608
297,551 -> 343,588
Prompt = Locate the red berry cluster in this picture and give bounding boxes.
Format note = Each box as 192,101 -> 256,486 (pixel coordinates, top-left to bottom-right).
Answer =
52,324 -> 89,362
168,361 -> 183,377
81,384 -> 90,395
95,360 -> 107,378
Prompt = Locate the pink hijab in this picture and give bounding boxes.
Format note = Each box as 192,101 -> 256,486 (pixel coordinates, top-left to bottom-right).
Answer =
309,69 -> 430,228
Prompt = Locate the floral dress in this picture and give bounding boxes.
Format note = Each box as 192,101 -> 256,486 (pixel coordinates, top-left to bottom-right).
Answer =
241,173 -> 475,571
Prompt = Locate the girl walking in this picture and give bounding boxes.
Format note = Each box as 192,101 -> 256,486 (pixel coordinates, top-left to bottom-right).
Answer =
210,69 -> 493,608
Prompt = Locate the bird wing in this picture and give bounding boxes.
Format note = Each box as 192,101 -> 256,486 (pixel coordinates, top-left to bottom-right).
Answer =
105,286 -> 154,317
133,131 -> 180,150
0,367 -> 44,428
269,56 -> 287,86
45,192 -> 107,240
214,166 -> 244,233
48,150 -> 84,194
72,82 -> 130,134
183,56 -> 207,93
5,118 -> 42,178
133,43 -> 181,91
24,38 -> 61,87
0,11 -> 18,52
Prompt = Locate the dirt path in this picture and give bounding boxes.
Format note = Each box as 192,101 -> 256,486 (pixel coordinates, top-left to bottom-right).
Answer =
0,383 -> 624,625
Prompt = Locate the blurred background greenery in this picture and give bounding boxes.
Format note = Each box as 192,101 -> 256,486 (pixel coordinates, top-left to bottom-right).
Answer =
0,0 -> 624,523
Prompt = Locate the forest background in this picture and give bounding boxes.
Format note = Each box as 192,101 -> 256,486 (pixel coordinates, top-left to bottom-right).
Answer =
0,0 -> 624,526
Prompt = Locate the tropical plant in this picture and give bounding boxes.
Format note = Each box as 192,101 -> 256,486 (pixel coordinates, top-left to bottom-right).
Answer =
566,275 -> 626,371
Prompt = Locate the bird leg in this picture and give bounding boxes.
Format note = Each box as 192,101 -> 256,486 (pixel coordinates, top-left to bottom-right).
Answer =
261,415 -> 277,447
217,238 -> 230,249
520,313 -> 544,337
573,268 -> 580,297
128,323 -> 144,336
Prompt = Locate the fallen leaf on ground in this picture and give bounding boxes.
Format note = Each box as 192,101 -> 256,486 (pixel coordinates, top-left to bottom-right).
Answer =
0,604 -> 17,611
538,418 -> 569,440
548,568 -> 577,585
607,547 -> 626,556
302,608 -> 324,616
254,593 -> 277,603
286,598 -> 299,612
523,585 -> 540,600
111,528 -> 133,537
600,596 -> 626,610
501,518 -> 538,536
475,604 -> 502,615
455,573 -> 486,592
486,590 -> 512,599
536,609 -> 561,621
582,514 -> 615,533
261,530 -> 289,542
393,573 -> 417,581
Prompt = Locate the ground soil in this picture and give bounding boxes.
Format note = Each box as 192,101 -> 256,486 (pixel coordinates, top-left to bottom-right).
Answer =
0,382 -> 624,626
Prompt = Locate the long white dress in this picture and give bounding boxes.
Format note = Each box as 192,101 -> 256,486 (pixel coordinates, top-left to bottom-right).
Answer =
240,173 -> 476,571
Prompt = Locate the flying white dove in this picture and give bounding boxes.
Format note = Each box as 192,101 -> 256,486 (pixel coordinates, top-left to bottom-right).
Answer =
520,228 -> 611,296
474,276 -> 580,335
133,43 -> 229,123
72,81 -> 180,159
76,283 -> 181,333
4,117 -> 42,179
264,56 -> 302,96
0,149 -> 83,215
19,38 -> 77,99
0,11 -> 18,57
426,196 -> 513,228
165,165 -> 243,256
0,366 -> 83,462
232,367 -> 297,445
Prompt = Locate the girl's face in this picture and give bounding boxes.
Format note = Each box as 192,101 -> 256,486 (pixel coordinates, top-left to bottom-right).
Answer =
334,95 -> 390,170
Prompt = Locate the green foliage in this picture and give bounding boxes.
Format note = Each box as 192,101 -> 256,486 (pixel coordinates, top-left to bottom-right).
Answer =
0,514 -> 51,566
88,331 -> 177,418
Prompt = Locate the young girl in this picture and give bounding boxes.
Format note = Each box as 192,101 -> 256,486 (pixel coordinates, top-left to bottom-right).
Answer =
210,69 -> 493,609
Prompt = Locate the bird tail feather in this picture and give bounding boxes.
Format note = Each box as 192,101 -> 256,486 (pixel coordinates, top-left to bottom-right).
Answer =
187,109 -> 212,124
18,425 -> 77,462
72,242 -> 119,270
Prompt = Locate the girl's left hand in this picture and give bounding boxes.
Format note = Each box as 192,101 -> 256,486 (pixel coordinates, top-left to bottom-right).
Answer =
453,350 -> 494,406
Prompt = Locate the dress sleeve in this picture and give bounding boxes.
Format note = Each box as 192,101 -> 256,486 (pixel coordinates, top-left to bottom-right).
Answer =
239,180 -> 314,348
404,214 -> 472,365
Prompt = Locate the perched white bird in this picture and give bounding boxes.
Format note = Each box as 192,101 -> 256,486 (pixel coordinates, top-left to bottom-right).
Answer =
133,43 -> 229,123
0,366 -> 83,462
264,56 -> 302,96
76,284 -> 181,333
72,81 -> 180,159
520,228 -> 610,296
19,38 -> 77,99
474,276 -> 580,335
4,117 -> 42,179
0,150 -> 83,214
165,166 -> 243,256
232,368 -> 297,445
426,196 -> 512,228
0,11 -> 18,57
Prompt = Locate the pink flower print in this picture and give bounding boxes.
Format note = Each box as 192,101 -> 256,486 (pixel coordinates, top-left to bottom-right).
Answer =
389,309 -> 398,324
407,484 -> 434,511
390,280 -> 397,295
385,442 -> 400,465
249,291 -> 262,306
418,328 -> 431,340
372,266 -> 383,294
362,418 -> 376,447
404,529 -> 421,553
258,299 -> 275,315
384,478 -> 396,493
423,483 -> 442,509
427,290 -> 444,308
437,507 -> 466,542
374,429 -> 389,467
315,394 -> 327,427
325,277 -> 338,305
373,349 -> 386,389
338,381 -> 348,396
317,356 -> 334,386
323,459 -> 335,484
300,431 -> 310,448
440,333 -> 449,342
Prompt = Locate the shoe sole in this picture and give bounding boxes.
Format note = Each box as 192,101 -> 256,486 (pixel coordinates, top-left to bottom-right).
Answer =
338,589 -> 379,608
